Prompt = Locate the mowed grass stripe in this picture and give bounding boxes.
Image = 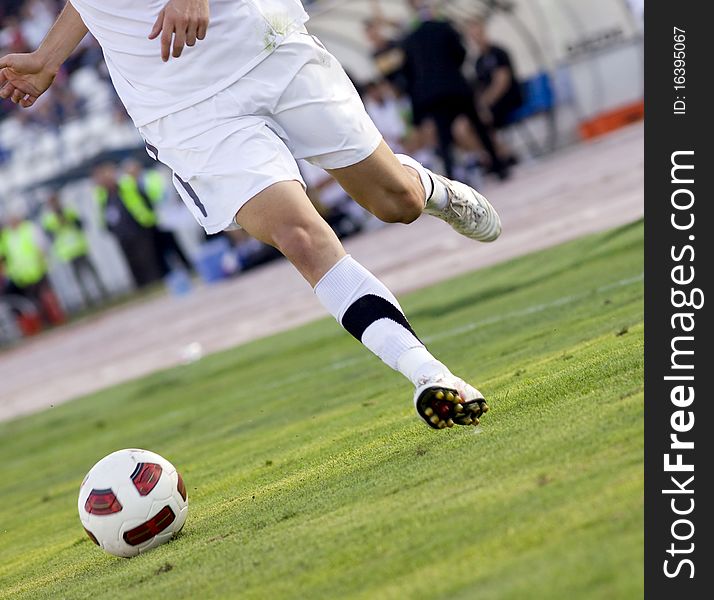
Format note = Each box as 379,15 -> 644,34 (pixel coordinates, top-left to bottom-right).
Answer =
0,221 -> 643,599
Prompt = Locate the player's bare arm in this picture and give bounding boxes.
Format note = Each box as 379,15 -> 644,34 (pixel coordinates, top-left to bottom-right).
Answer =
149,0 -> 210,62
0,2 -> 88,108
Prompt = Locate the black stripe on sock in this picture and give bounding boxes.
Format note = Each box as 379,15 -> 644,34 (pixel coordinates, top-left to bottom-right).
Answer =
426,174 -> 435,202
341,294 -> 420,342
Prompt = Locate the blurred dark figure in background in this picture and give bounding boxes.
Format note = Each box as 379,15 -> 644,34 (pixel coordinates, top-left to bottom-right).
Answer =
400,0 -> 508,179
123,160 -> 193,275
42,192 -> 107,305
467,18 -> 522,162
469,18 -> 523,130
0,1 -> 27,21
363,4 -> 406,90
93,162 -> 163,288
0,211 -> 64,325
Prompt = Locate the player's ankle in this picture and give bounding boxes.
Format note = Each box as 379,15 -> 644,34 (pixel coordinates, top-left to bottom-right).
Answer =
424,171 -> 449,211
397,347 -> 450,386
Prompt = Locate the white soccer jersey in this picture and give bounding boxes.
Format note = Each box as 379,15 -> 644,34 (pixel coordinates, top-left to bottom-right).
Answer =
69,0 -> 309,126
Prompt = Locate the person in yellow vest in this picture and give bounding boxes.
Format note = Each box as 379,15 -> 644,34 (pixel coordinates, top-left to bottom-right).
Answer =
93,162 -> 163,288
124,160 -> 193,275
0,213 -> 64,326
42,193 -> 107,305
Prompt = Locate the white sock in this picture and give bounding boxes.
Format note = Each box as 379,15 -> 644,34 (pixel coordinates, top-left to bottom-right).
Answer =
395,153 -> 449,210
314,255 -> 445,386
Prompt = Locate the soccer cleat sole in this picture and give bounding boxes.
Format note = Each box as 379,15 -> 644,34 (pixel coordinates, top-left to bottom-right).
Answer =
415,386 -> 489,430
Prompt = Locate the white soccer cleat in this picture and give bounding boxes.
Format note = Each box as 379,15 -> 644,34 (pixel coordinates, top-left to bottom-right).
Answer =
425,174 -> 502,242
413,372 -> 489,430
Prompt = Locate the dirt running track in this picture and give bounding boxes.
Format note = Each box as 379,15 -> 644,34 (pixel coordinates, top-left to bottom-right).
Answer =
0,124 -> 644,423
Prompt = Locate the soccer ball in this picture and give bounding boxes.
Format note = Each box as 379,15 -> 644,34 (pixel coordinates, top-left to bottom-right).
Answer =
78,449 -> 188,557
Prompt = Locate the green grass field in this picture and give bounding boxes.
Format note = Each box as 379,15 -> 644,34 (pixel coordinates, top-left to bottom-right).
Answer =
0,221 -> 644,600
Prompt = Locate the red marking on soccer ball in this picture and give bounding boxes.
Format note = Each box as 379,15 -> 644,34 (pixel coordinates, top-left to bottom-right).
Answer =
177,472 -> 187,501
84,527 -> 100,546
130,462 -> 162,496
122,506 -> 176,546
85,489 -> 123,515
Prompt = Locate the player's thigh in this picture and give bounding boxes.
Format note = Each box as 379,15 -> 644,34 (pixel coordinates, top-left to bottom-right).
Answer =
141,100 -> 307,236
268,38 -> 421,219
270,34 -> 382,173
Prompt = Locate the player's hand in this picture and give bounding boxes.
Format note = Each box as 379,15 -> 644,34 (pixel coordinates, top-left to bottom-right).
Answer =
0,52 -> 56,108
149,0 -> 210,62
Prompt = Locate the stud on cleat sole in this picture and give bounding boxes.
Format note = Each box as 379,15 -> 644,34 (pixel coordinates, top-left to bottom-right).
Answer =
438,421 -> 447,429
425,407 -> 434,417
430,415 -> 440,425
435,391 -> 445,401
455,404 -> 464,413
446,419 -> 455,428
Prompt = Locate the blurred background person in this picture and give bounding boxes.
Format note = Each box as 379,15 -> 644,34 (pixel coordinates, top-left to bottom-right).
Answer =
93,162 -> 163,288
0,209 -> 64,327
362,78 -> 408,154
466,17 -> 522,166
363,0 -> 406,90
123,159 -> 193,276
400,0 -> 508,180
41,191 -> 107,306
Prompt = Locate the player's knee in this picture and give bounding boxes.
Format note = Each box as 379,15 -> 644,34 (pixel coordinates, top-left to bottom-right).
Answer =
375,186 -> 423,224
401,187 -> 425,223
272,222 -> 328,265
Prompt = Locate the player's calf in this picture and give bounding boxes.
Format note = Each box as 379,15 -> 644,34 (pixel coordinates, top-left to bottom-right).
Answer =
314,255 -> 489,430
369,185 -> 423,224
326,141 -> 425,225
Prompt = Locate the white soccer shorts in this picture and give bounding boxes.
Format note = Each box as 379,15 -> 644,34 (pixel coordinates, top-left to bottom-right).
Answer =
139,31 -> 383,234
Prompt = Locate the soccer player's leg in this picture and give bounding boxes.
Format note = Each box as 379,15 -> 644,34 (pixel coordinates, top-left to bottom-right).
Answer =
233,180 -> 345,286
266,34 -> 502,243
233,181 -> 488,429
327,140 -> 503,243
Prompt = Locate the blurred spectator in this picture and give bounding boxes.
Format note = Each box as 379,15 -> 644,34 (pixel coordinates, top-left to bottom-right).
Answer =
1,0 -> 109,127
19,0 -> 56,49
363,1 -> 407,90
41,192 -> 107,305
399,1 -> 508,179
124,160 -> 193,276
0,16 -> 27,54
450,18 -> 523,171
93,162 -> 163,288
468,19 -> 523,135
362,79 -> 408,152
0,210 -> 64,325
0,1 -> 27,21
